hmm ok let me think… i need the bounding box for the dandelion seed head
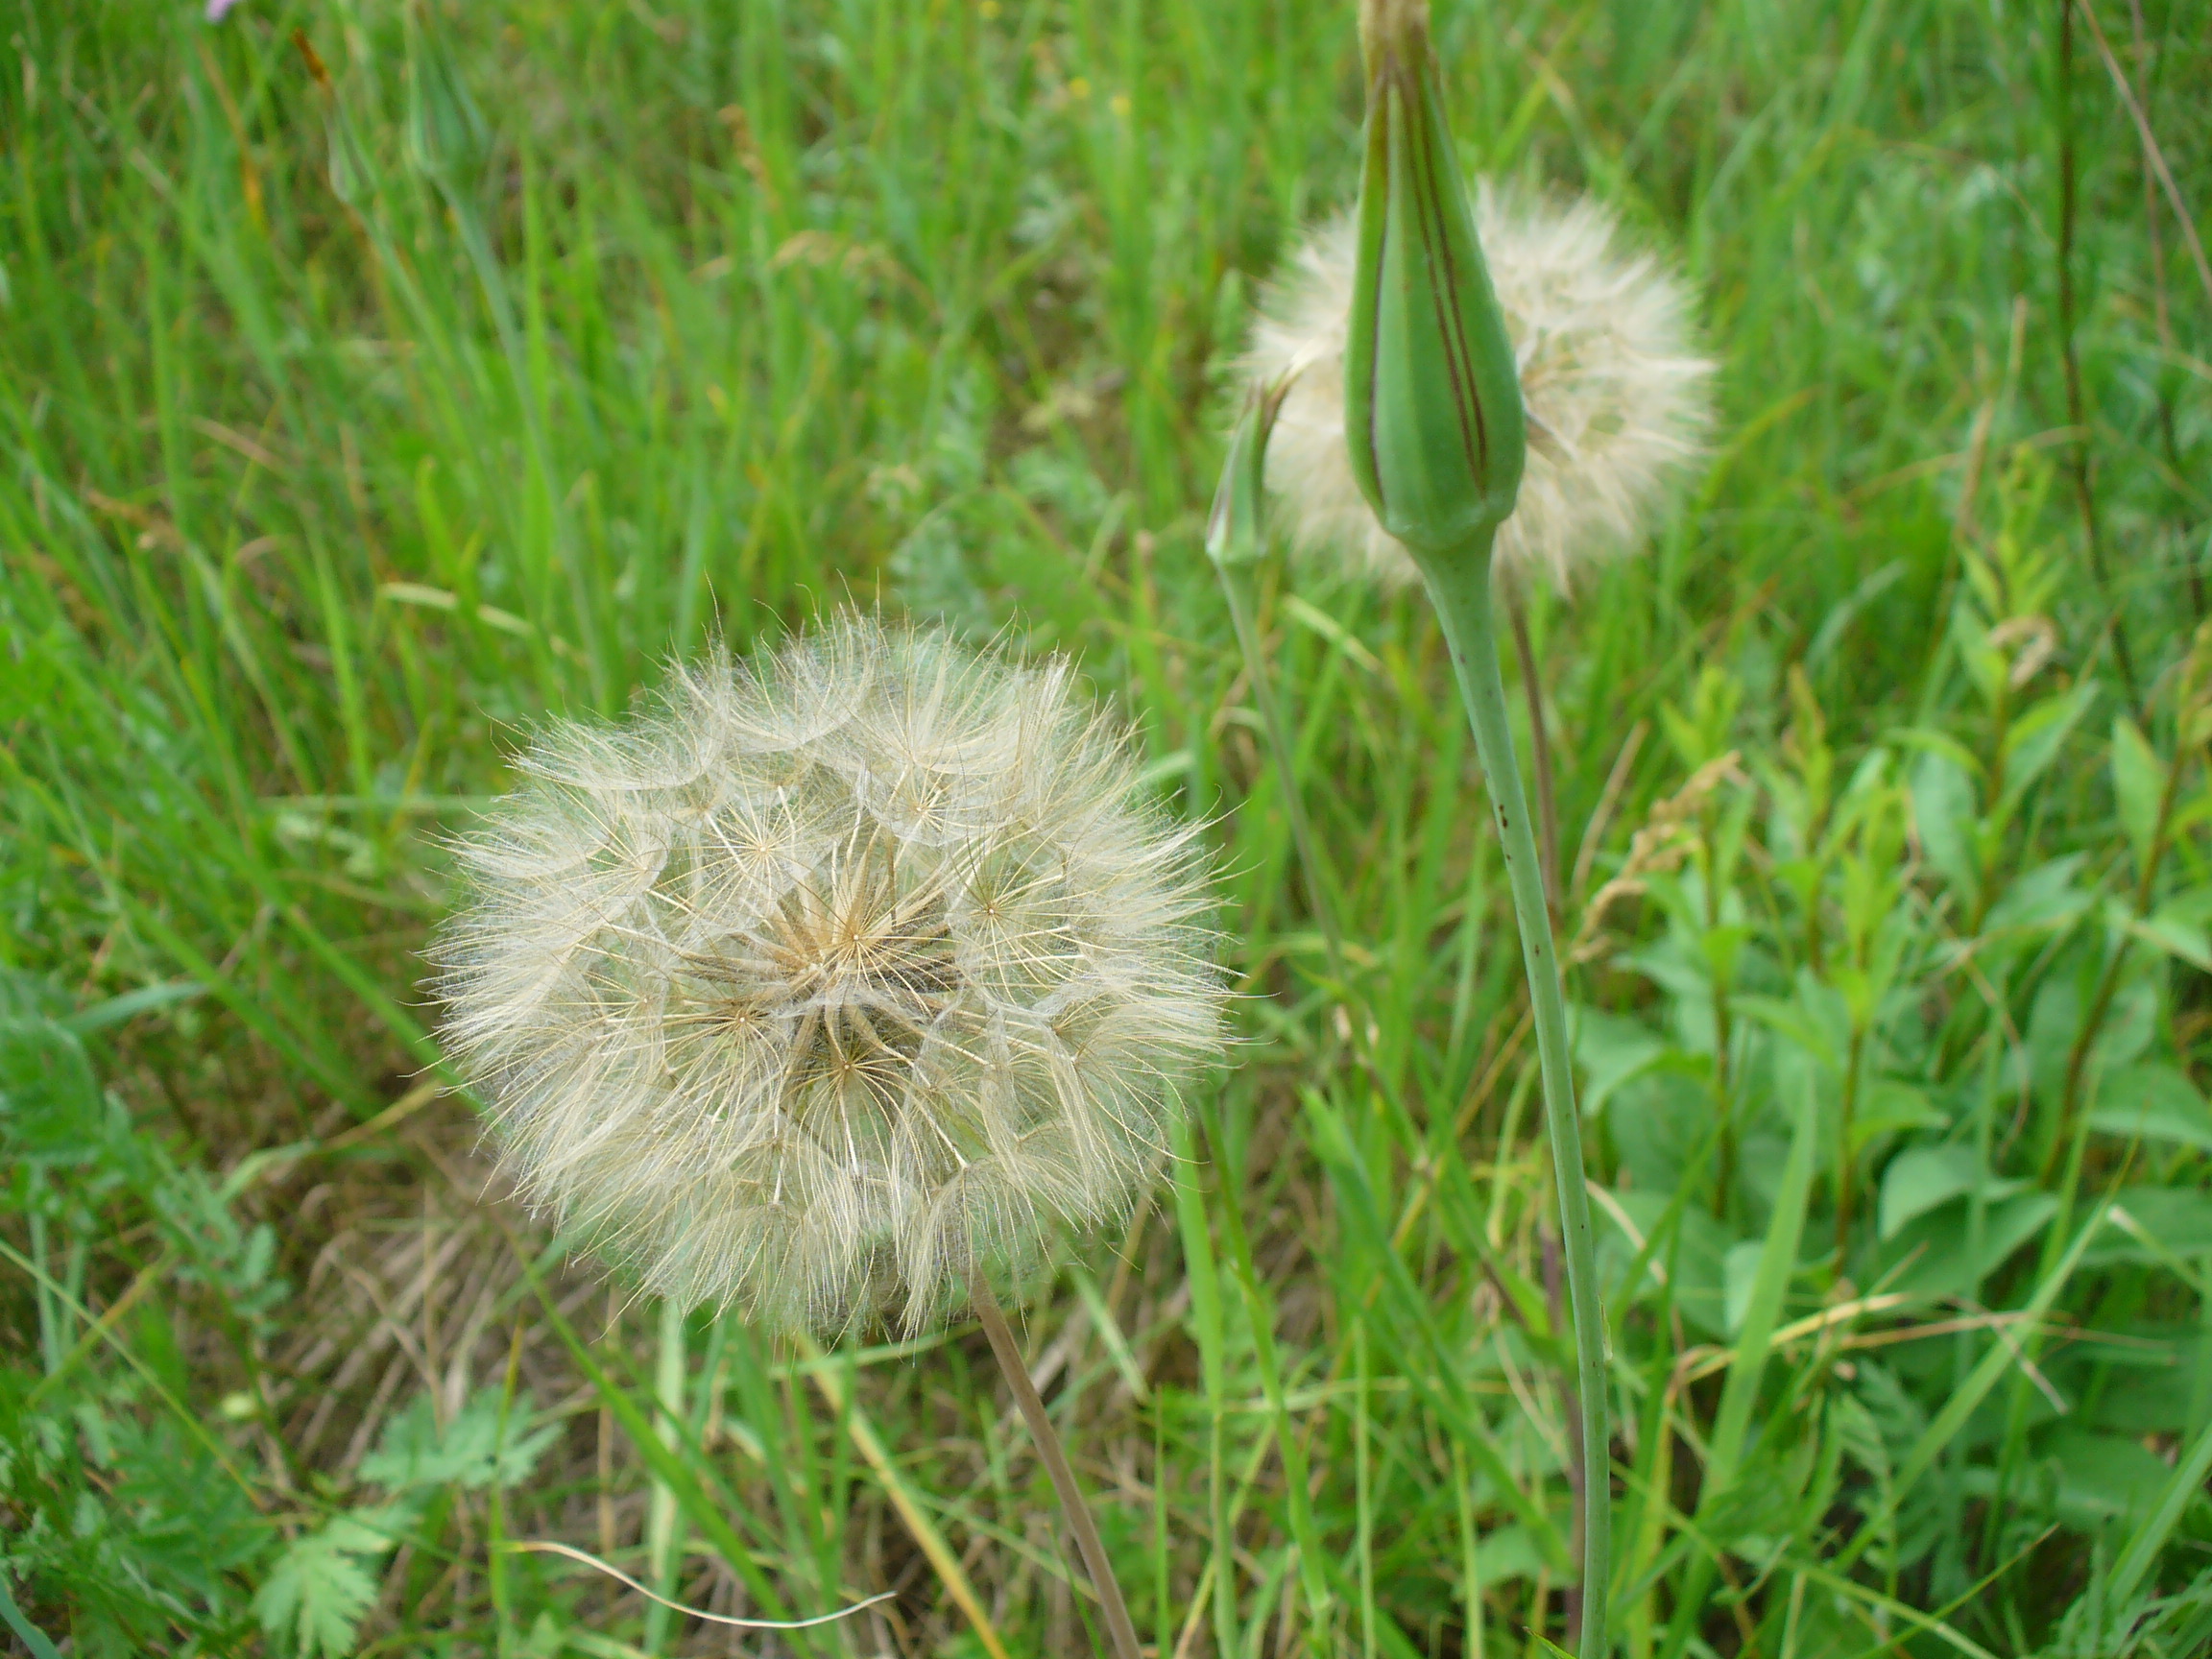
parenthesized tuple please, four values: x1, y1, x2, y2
(1244, 180, 1716, 591)
(432, 616, 1225, 1335)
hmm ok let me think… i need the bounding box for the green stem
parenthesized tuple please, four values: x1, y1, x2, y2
(643, 1297, 686, 1656)
(1505, 585, 1562, 922)
(1836, 1021, 1867, 1275)
(1217, 560, 1348, 984)
(1204, 1098, 1336, 1640)
(1417, 532, 1610, 1659)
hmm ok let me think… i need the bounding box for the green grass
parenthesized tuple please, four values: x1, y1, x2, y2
(3, 0, 2210, 1654)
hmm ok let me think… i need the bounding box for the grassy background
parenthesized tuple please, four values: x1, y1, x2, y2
(4, 0, 2210, 1653)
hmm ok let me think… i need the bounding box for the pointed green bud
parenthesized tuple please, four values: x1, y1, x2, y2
(403, 5, 490, 191)
(293, 32, 379, 211)
(1344, 0, 1525, 563)
(1206, 380, 1290, 573)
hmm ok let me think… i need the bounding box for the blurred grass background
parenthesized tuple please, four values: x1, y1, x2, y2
(3, 0, 2210, 1653)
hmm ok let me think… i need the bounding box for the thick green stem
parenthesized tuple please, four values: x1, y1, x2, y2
(1417, 533, 1610, 1659)
(643, 1297, 686, 1655)
(1217, 560, 1348, 984)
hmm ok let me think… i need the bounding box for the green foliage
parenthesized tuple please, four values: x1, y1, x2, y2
(252, 1510, 400, 1659)
(356, 1386, 562, 1496)
(2, 0, 2208, 1652)
(0, 994, 272, 1654)
(257, 1389, 557, 1658)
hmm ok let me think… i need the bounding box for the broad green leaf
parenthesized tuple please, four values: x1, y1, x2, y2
(1720, 1238, 1764, 1337)
(1732, 994, 1839, 1069)
(1883, 724, 1984, 778)
(2111, 715, 2163, 878)
(1999, 680, 2099, 808)
(2130, 905, 2212, 973)
(1978, 854, 2091, 937)
(358, 1386, 559, 1494)
(0, 1017, 113, 1168)
(1851, 1080, 1944, 1151)
(2090, 1186, 2212, 1266)
(1611, 1069, 1721, 1200)
(2025, 975, 2082, 1110)
(1881, 1191, 2056, 1301)
(1463, 1525, 1544, 1588)
(1908, 750, 1979, 898)
(1877, 1143, 2017, 1240)
(1604, 1187, 1732, 1337)
(1571, 1005, 1669, 1117)
(2086, 1064, 2212, 1152)
(2025, 1427, 2176, 1527)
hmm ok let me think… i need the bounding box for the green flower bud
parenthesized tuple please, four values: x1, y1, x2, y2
(404, 6, 490, 191)
(293, 32, 379, 212)
(1205, 381, 1289, 574)
(1344, 0, 1525, 563)
(324, 95, 380, 212)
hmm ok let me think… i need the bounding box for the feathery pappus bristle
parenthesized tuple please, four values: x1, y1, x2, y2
(1243, 180, 1716, 591)
(430, 615, 1225, 1336)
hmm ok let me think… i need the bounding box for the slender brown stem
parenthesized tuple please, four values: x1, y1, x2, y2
(2056, 0, 2141, 709)
(2044, 720, 2192, 1182)
(971, 1275, 1142, 1659)
(1507, 587, 1562, 925)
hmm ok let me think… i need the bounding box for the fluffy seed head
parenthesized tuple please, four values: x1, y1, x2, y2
(430, 616, 1225, 1336)
(1244, 181, 1716, 592)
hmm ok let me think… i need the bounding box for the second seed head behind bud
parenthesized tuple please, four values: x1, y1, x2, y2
(1247, 182, 1714, 592)
(432, 616, 1225, 1336)
(1255, 0, 1714, 592)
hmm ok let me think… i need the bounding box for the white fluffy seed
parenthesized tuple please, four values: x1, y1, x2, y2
(431, 615, 1225, 1336)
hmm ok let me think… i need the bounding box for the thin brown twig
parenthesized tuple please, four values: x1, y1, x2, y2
(2055, 0, 2141, 709)
(971, 1275, 1143, 1659)
(1569, 720, 1647, 910)
(2074, 0, 2212, 308)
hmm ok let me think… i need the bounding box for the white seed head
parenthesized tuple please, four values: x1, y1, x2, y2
(430, 615, 1225, 1336)
(1244, 180, 1716, 591)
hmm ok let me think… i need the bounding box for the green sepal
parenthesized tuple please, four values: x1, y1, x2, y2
(403, 5, 491, 190)
(1344, 28, 1525, 564)
(1206, 380, 1290, 573)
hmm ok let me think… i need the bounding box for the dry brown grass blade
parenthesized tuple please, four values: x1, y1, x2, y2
(798, 1334, 1016, 1659)
(505, 1540, 896, 1628)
